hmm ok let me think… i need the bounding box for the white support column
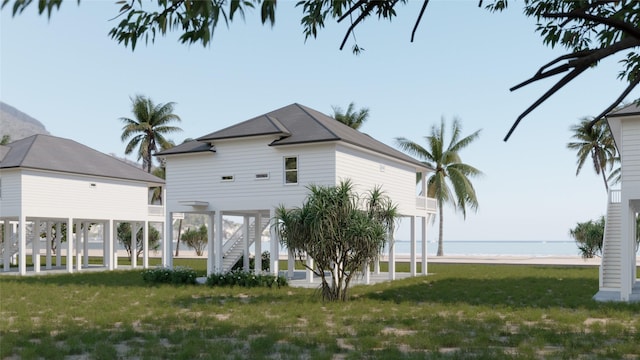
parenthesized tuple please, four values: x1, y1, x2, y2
(214, 211, 223, 274)
(130, 222, 137, 268)
(621, 204, 634, 301)
(207, 213, 214, 276)
(106, 220, 114, 270)
(112, 222, 118, 270)
(33, 219, 41, 273)
(66, 218, 73, 273)
(143, 221, 149, 269)
(410, 216, 417, 276)
(269, 209, 279, 276)
(421, 215, 428, 275)
(18, 215, 26, 275)
(287, 248, 294, 279)
(83, 222, 89, 268)
(75, 221, 82, 271)
(3, 219, 10, 272)
(55, 222, 61, 267)
(306, 255, 314, 283)
(45, 221, 52, 269)
(242, 216, 250, 272)
(254, 214, 262, 274)
(364, 261, 370, 284)
(374, 256, 380, 274)
(163, 212, 174, 268)
(388, 231, 395, 281)
(101, 222, 107, 266)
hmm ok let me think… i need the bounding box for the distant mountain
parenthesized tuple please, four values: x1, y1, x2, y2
(0, 101, 50, 142)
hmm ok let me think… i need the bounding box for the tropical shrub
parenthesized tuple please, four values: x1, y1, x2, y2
(180, 225, 208, 256)
(569, 217, 605, 258)
(206, 270, 287, 288)
(117, 223, 161, 258)
(141, 266, 197, 285)
(231, 251, 270, 272)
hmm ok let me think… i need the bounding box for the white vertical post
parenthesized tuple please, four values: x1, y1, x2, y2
(55, 222, 61, 267)
(269, 209, 279, 276)
(422, 215, 428, 275)
(130, 222, 137, 268)
(215, 211, 223, 274)
(106, 220, 114, 270)
(364, 261, 370, 284)
(113, 222, 118, 270)
(45, 221, 52, 269)
(143, 221, 149, 269)
(254, 214, 262, 274)
(242, 216, 250, 272)
(410, 216, 416, 276)
(33, 219, 41, 273)
(374, 256, 380, 274)
(287, 248, 294, 279)
(163, 213, 173, 268)
(388, 231, 395, 281)
(66, 218, 73, 273)
(207, 213, 214, 275)
(3, 219, 10, 272)
(306, 255, 314, 283)
(75, 221, 82, 271)
(18, 215, 26, 275)
(83, 222, 89, 268)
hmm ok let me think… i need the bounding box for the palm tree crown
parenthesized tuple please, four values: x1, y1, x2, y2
(332, 102, 369, 130)
(395, 117, 483, 256)
(567, 117, 617, 192)
(120, 95, 182, 173)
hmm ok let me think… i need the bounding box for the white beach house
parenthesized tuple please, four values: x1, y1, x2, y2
(0, 134, 165, 275)
(157, 103, 437, 281)
(595, 103, 640, 301)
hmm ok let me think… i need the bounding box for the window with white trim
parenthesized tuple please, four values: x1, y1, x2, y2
(284, 156, 298, 184)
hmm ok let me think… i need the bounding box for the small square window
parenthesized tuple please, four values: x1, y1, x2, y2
(255, 173, 270, 180)
(284, 156, 298, 184)
(221, 175, 234, 182)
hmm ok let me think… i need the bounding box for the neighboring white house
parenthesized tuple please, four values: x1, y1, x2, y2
(595, 103, 640, 301)
(0, 134, 165, 275)
(157, 103, 437, 281)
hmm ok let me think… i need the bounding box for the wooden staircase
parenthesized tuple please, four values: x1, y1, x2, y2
(221, 217, 270, 273)
(600, 190, 622, 290)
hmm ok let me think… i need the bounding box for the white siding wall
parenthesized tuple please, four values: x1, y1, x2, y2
(335, 144, 419, 216)
(0, 169, 22, 218)
(165, 137, 336, 212)
(19, 169, 150, 220)
(621, 119, 640, 199)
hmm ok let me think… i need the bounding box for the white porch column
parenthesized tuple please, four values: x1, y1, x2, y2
(306, 255, 314, 283)
(254, 214, 262, 274)
(18, 215, 26, 275)
(75, 221, 82, 271)
(206, 212, 214, 276)
(112, 222, 119, 270)
(214, 211, 223, 274)
(66, 218, 73, 273)
(131, 222, 137, 268)
(364, 261, 370, 284)
(621, 202, 633, 301)
(83, 222, 89, 268)
(106, 220, 114, 270)
(242, 216, 250, 272)
(55, 222, 61, 267)
(163, 212, 173, 268)
(3, 219, 10, 272)
(143, 221, 149, 269)
(388, 231, 395, 281)
(374, 256, 380, 274)
(287, 248, 294, 279)
(33, 219, 41, 273)
(422, 215, 428, 275)
(45, 222, 52, 269)
(269, 209, 279, 276)
(410, 216, 417, 276)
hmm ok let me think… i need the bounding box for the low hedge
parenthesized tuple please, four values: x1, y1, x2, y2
(206, 270, 288, 288)
(141, 266, 198, 285)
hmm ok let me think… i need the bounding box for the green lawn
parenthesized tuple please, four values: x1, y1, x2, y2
(1, 263, 639, 359)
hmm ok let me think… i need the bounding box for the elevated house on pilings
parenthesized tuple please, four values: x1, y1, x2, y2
(0, 134, 165, 275)
(156, 103, 437, 283)
(595, 103, 640, 301)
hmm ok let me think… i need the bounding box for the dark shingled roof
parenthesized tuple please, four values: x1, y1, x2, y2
(156, 140, 214, 156)
(607, 102, 640, 118)
(0, 134, 164, 184)
(160, 103, 430, 170)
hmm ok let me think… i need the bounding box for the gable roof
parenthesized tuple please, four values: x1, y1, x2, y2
(160, 103, 430, 170)
(607, 102, 640, 118)
(0, 134, 164, 184)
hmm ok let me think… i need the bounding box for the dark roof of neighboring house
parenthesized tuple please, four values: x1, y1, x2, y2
(0, 134, 164, 184)
(607, 102, 640, 118)
(158, 103, 430, 170)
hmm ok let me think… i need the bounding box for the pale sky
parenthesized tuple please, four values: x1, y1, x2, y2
(2, 1, 637, 242)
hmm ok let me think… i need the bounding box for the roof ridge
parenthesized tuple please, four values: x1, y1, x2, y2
(16, 134, 39, 167)
(265, 114, 291, 135)
(294, 103, 341, 140)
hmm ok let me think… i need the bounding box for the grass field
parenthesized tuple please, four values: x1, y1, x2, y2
(1, 262, 639, 359)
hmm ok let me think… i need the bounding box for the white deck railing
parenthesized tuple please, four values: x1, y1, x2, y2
(609, 189, 621, 204)
(416, 196, 437, 213)
(148, 205, 164, 216)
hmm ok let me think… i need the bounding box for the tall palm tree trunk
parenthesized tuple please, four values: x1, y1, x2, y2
(437, 201, 444, 256)
(174, 219, 182, 257)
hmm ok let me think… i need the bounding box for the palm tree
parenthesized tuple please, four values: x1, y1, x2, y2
(120, 95, 182, 173)
(395, 117, 483, 256)
(567, 117, 617, 193)
(332, 102, 369, 130)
